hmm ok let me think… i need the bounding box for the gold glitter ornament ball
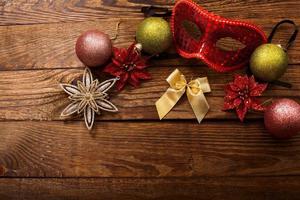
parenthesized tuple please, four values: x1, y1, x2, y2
(250, 44, 288, 82)
(136, 17, 172, 54)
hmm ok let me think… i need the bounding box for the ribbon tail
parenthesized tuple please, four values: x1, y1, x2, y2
(187, 90, 210, 123)
(155, 88, 185, 120)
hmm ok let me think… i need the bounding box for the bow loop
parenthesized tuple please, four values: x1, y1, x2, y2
(167, 69, 187, 89)
(175, 76, 187, 90)
(155, 69, 211, 123)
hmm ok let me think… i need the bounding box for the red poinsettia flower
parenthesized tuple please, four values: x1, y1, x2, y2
(223, 74, 268, 122)
(103, 43, 151, 91)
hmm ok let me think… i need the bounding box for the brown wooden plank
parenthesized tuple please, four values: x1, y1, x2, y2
(0, 66, 299, 121)
(1, 176, 300, 200)
(0, 19, 132, 70)
(1, 0, 299, 25)
(0, 0, 299, 199)
(1, 121, 300, 177)
(1, 18, 300, 70)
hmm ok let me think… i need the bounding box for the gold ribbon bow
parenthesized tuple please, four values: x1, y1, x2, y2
(155, 69, 211, 123)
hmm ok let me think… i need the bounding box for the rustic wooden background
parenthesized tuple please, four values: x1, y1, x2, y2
(0, 0, 300, 199)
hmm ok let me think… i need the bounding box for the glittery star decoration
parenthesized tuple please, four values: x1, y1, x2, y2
(60, 68, 118, 130)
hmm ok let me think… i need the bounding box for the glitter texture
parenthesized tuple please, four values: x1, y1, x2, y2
(264, 98, 300, 139)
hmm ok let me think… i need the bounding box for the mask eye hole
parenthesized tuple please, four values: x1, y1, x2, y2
(216, 37, 246, 51)
(182, 20, 202, 40)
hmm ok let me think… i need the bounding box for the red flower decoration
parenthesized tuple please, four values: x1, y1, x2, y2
(103, 43, 151, 91)
(223, 74, 268, 122)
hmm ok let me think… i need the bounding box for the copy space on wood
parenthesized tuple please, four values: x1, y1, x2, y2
(1, 121, 300, 177)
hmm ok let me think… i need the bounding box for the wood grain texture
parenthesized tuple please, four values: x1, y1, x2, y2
(1, 121, 300, 177)
(1, 0, 300, 198)
(0, 66, 299, 121)
(0, 18, 300, 70)
(1, 177, 300, 200)
(1, 0, 300, 25)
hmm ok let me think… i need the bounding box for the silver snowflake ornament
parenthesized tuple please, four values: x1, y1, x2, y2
(60, 68, 118, 130)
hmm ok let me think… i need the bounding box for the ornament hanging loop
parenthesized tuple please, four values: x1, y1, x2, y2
(141, 6, 172, 17)
(268, 19, 298, 51)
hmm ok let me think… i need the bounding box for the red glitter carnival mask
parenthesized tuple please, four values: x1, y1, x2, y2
(170, 0, 267, 72)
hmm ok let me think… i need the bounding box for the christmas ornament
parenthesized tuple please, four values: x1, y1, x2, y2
(264, 98, 300, 139)
(136, 17, 172, 54)
(250, 20, 298, 83)
(60, 68, 118, 130)
(223, 75, 267, 122)
(250, 44, 288, 82)
(76, 30, 112, 67)
(103, 43, 151, 91)
(171, 0, 267, 72)
(156, 69, 211, 123)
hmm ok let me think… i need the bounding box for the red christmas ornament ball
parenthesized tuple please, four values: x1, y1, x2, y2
(75, 30, 112, 67)
(264, 98, 300, 139)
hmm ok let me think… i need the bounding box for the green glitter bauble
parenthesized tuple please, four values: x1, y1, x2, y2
(136, 17, 172, 54)
(250, 44, 288, 82)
